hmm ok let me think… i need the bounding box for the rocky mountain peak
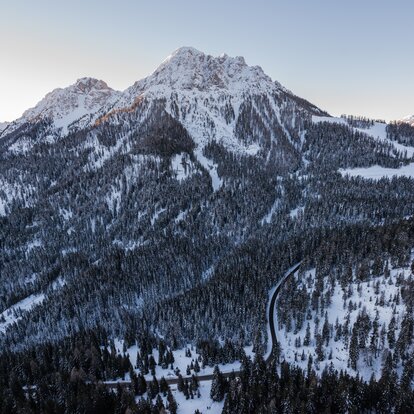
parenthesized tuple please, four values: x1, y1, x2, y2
(74, 77, 112, 93)
(11, 77, 121, 134)
(124, 47, 278, 97)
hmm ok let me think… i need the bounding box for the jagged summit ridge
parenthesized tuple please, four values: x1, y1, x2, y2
(108, 47, 307, 155)
(5, 47, 286, 137)
(22, 77, 121, 132)
(2, 47, 324, 156)
(122, 46, 282, 101)
(7, 77, 121, 135)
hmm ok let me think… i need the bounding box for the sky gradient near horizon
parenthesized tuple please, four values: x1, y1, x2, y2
(1, 0, 413, 122)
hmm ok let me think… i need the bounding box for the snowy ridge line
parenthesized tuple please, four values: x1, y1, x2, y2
(264, 262, 302, 362)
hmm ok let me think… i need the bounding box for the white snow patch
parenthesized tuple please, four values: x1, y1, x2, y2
(261, 198, 280, 225)
(61, 247, 77, 256)
(0, 121, 10, 133)
(194, 147, 222, 191)
(8, 138, 34, 154)
(173, 380, 224, 414)
(113, 239, 148, 251)
(174, 209, 188, 223)
(313, 116, 414, 158)
(340, 163, 414, 180)
(312, 115, 347, 127)
(0, 177, 36, 216)
(151, 207, 167, 226)
(0, 293, 45, 333)
(289, 206, 304, 219)
(245, 143, 261, 155)
(107, 341, 255, 385)
(59, 208, 73, 221)
(26, 239, 42, 254)
(201, 265, 215, 281)
(171, 153, 196, 181)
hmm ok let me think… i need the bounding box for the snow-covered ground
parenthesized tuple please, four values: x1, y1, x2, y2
(0, 177, 36, 216)
(313, 115, 414, 180)
(194, 147, 223, 191)
(313, 115, 414, 157)
(0, 293, 45, 333)
(276, 263, 412, 380)
(171, 379, 224, 414)
(340, 163, 414, 180)
(134, 379, 224, 414)
(261, 198, 280, 225)
(108, 340, 254, 384)
(0, 121, 9, 133)
(400, 114, 414, 126)
(170, 152, 197, 182)
(105, 340, 255, 412)
(289, 206, 304, 220)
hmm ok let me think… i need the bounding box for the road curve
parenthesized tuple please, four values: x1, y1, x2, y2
(266, 262, 301, 363)
(104, 262, 301, 390)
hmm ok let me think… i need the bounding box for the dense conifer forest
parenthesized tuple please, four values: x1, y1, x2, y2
(2, 48, 414, 412)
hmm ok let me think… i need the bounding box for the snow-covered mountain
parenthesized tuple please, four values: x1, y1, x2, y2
(0, 121, 9, 133)
(2, 47, 414, 403)
(118, 46, 286, 105)
(6, 77, 121, 136)
(2, 44, 414, 414)
(401, 114, 414, 125)
(3, 47, 325, 156)
(104, 47, 325, 154)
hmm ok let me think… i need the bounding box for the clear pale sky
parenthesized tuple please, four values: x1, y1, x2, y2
(1, 0, 413, 122)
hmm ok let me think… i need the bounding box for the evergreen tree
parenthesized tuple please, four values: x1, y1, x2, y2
(210, 366, 226, 402)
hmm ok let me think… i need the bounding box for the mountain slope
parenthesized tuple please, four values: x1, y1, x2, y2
(3, 77, 121, 138)
(401, 115, 414, 126)
(1, 47, 414, 375)
(0, 122, 9, 133)
(107, 47, 326, 159)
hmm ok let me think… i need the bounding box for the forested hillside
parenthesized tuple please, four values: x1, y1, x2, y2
(1, 47, 414, 412)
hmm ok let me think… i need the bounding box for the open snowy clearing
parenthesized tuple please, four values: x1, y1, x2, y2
(0, 293, 45, 333)
(340, 163, 414, 180)
(313, 115, 414, 158)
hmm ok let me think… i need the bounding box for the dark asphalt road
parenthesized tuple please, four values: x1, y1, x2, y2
(266, 262, 302, 363)
(104, 262, 301, 390)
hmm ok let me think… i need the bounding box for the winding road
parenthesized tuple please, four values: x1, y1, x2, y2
(104, 262, 301, 389)
(266, 262, 302, 363)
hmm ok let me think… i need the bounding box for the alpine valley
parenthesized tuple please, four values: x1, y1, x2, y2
(2, 47, 414, 413)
